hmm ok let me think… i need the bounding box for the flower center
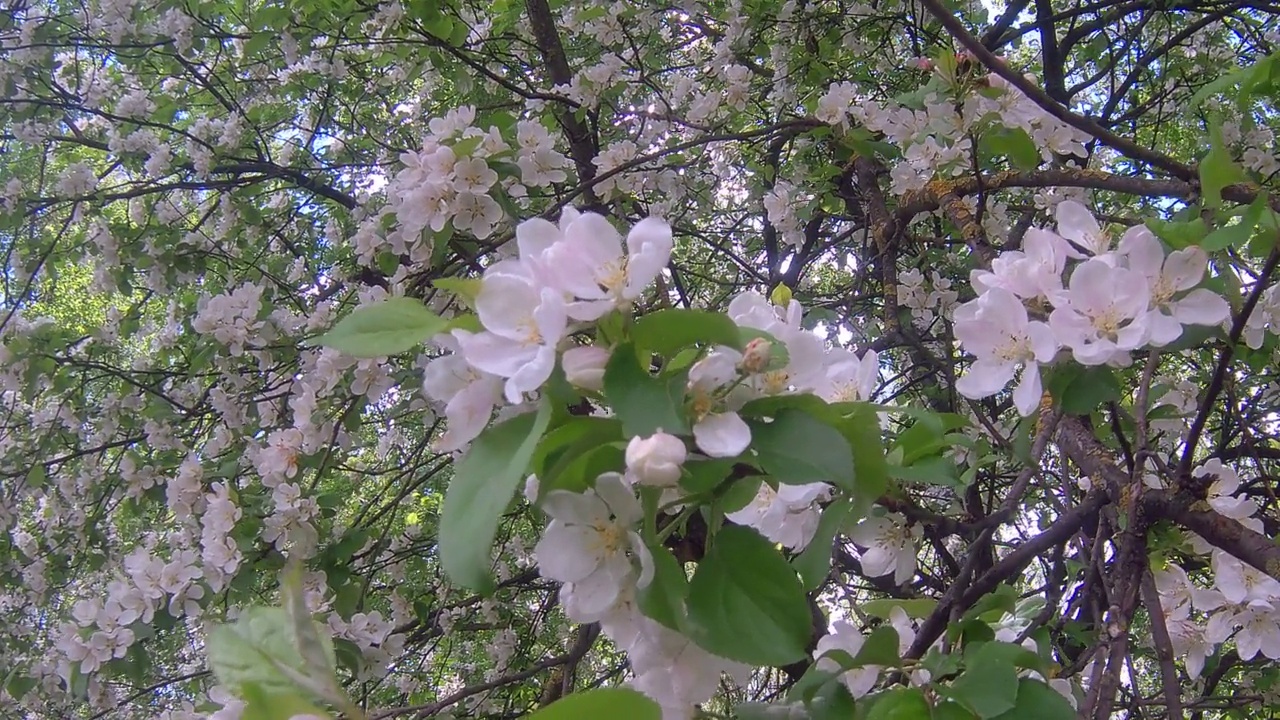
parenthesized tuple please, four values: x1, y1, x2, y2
(598, 258, 628, 296)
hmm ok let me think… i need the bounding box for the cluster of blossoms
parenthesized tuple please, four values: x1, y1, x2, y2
(413, 209, 910, 715)
(360, 106, 574, 266)
(816, 71, 1091, 193)
(953, 200, 1231, 415)
(1133, 460, 1280, 672)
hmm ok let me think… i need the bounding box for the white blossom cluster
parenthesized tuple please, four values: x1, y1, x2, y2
(953, 201, 1231, 415)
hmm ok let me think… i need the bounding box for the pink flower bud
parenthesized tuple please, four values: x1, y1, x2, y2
(625, 432, 687, 487)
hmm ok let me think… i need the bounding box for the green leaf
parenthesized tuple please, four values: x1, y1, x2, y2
(603, 342, 690, 437)
(990, 679, 1076, 720)
(986, 127, 1040, 170)
(441, 401, 552, 592)
(637, 545, 690, 632)
(631, 308, 742, 357)
(1200, 119, 1247, 209)
(794, 499, 853, 589)
(206, 607, 336, 700)
(851, 625, 903, 667)
(432, 277, 482, 309)
(861, 598, 939, 620)
(748, 409, 855, 490)
(680, 457, 739, 494)
(239, 683, 331, 720)
(1045, 365, 1120, 414)
(524, 688, 662, 720)
(866, 687, 932, 720)
(313, 297, 449, 357)
(1147, 217, 1209, 250)
(948, 653, 1019, 718)
(686, 525, 812, 665)
(1201, 195, 1265, 251)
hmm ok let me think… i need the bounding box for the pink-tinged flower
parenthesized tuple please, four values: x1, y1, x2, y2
(422, 337, 504, 451)
(453, 261, 567, 404)
(562, 345, 611, 392)
(1120, 228, 1230, 345)
(725, 482, 831, 550)
(687, 349, 751, 458)
(1055, 200, 1113, 256)
(545, 213, 673, 321)
(970, 228, 1070, 302)
(1048, 259, 1150, 366)
(954, 287, 1058, 415)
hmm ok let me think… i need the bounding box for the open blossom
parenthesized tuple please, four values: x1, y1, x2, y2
(849, 513, 921, 585)
(545, 213, 674, 321)
(1048, 258, 1150, 366)
(422, 336, 504, 451)
(1055, 200, 1113, 256)
(813, 622, 882, 698)
(970, 227, 1069, 302)
(533, 473, 652, 621)
(687, 349, 751, 458)
(954, 287, 1058, 416)
(453, 260, 568, 403)
(1119, 229, 1230, 345)
(818, 348, 879, 403)
(725, 482, 831, 550)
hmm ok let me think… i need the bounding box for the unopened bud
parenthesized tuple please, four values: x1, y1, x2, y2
(738, 337, 773, 374)
(562, 345, 610, 392)
(625, 432, 687, 487)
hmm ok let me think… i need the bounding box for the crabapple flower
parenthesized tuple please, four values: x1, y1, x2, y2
(1055, 200, 1112, 256)
(1194, 460, 1258, 520)
(953, 287, 1058, 416)
(1048, 258, 1150, 366)
(453, 261, 568, 403)
(422, 337, 504, 451)
(970, 227, 1069, 302)
(687, 349, 751, 458)
(1120, 229, 1230, 345)
(625, 432, 688, 488)
(814, 622, 882, 698)
(849, 513, 921, 585)
(725, 482, 832, 550)
(546, 213, 674, 321)
(534, 473, 653, 621)
(818, 348, 879, 403)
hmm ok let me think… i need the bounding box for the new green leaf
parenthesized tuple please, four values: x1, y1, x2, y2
(314, 297, 450, 357)
(441, 401, 552, 592)
(687, 525, 812, 665)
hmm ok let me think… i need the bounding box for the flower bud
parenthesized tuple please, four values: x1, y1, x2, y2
(625, 432, 687, 487)
(562, 345, 610, 391)
(738, 337, 773, 375)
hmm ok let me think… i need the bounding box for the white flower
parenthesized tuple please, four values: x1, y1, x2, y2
(422, 342, 504, 451)
(453, 260, 568, 403)
(818, 348, 879, 403)
(814, 622, 881, 698)
(1055, 200, 1112, 256)
(953, 287, 1057, 416)
(534, 473, 652, 621)
(1120, 228, 1230, 345)
(625, 433, 688, 488)
(970, 227, 1069, 302)
(687, 349, 751, 458)
(725, 482, 831, 550)
(849, 513, 920, 585)
(545, 213, 673, 321)
(1048, 258, 1150, 366)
